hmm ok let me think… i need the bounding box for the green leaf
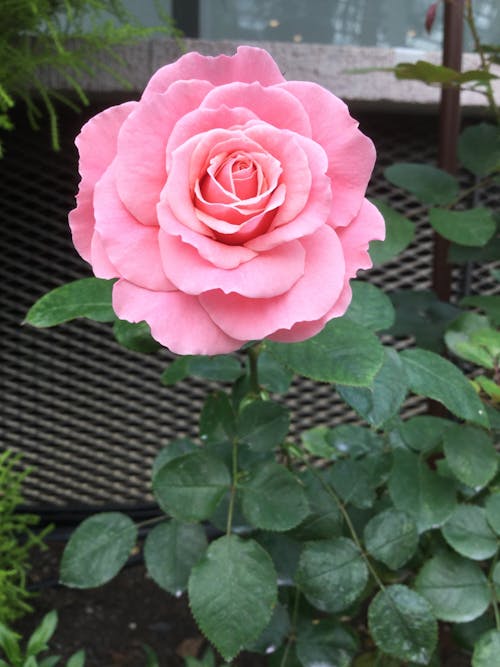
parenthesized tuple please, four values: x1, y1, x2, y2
(327, 459, 376, 509)
(326, 424, 384, 458)
(295, 538, 368, 613)
(142, 645, 159, 667)
(199, 392, 236, 444)
(188, 535, 277, 661)
(25, 278, 115, 327)
(389, 290, 461, 352)
(245, 603, 290, 654)
(415, 551, 491, 622)
(60, 512, 137, 588)
(0, 623, 22, 663)
(394, 60, 463, 84)
(450, 233, 500, 265)
(430, 207, 496, 247)
(445, 313, 495, 368)
(485, 493, 500, 535)
(144, 521, 208, 595)
(384, 163, 459, 205)
(161, 355, 243, 385)
(472, 630, 500, 667)
(388, 449, 456, 532)
(254, 532, 301, 584)
(363, 509, 418, 570)
(459, 123, 500, 176)
(112, 320, 160, 353)
(453, 613, 497, 652)
(337, 348, 408, 428)
(291, 470, 342, 540)
(369, 200, 415, 265)
(296, 618, 358, 667)
(26, 610, 58, 656)
(39, 658, 61, 667)
(301, 426, 335, 459)
(238, 400, 290, 452)
(368, 585, 438, 665)
(400, 348, 489, 427)
(266, 319, 384, 386)
(344, 282, 395, 331)
(240, 463, 309, 531)
(257, 350, 294, 394)
(400, 415, 453, 453)
(461, 295, 500, 327)
(66, 650, 85, 667)
(443, 424, 497, 489)
(153, 451, 230, 523)
(442, 505, 497, 560)
(151, 438, 198, 479)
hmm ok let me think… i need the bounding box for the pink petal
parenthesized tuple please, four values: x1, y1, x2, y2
(279, 81, 376, 227)
(157, 206, 258, 269)
(200, 82, 312, 136)
(90, 232, 118, 279)
(336, 199, 385, 279)
(245, 133, 331, 251)
(142, 46, 285, 102)
(165, 107, 257, 171)
(268, 282, 353, 343)
(76, 101, 137, 186)
(200, 226, 345, 340)
(94, 164, 174, 291)
(70, 101, 137, 260)
(163, 124, 262, 236)
(112, 280, 242, 355)
(115, 80, 213, 226)
(159, 231, 305, 298)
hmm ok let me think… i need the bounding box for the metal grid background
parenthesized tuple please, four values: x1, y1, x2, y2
(1, 103, 498, 509)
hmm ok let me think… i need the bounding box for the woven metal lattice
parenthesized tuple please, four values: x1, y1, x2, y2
(0, 104, 497, 509)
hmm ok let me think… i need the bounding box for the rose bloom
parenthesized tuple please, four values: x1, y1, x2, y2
(69, 47, 384, 355)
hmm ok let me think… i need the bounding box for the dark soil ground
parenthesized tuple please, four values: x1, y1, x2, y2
(16, 542, 265, 667)
(15, 542, 472, 667)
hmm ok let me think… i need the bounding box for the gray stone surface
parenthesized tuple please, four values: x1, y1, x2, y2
(41, 37, 499, 111)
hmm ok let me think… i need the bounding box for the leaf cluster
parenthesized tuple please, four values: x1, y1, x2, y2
(0, 452, 50, 626)
(0, 610, 84, 666)
(0, 0, 179, 156)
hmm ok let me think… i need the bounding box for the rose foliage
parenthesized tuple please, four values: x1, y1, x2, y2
(68, 46, 384, 354)
(24, 25, 500, 667)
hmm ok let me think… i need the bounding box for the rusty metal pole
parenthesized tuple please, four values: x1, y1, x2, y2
(433, 0, 465, 301)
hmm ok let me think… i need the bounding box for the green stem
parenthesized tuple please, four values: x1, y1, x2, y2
(247, 344, 261, 395)
(280, 588, 301, 667)
(226, 437, 239, 535)
(489, 551, 500, 630)
(464, 0, 499, 121)
(303, 459, 386, 592)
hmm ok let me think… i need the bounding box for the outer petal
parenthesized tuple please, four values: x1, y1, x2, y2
(268, 281, 353, 343)
(142, 46, 285, 102)
(279, 81, 375, 227)
(89, 232, 118, 279)
(69, 101, 137, 260)
(159, 231, 305, 298)
(112, 280, 242, 355)
(115, 80, 213, 226)
(200, 82, 312, 136)
(199, 226, 345, 340)
(336, 199, 385, 279)
(94, 164, 174, 291)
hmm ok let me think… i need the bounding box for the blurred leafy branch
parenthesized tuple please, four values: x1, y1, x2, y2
(0, 0, 180, 156)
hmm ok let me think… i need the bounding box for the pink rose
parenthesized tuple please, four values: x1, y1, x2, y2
(69, 46, 384, 355)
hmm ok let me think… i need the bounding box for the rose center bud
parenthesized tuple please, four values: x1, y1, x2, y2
(216, 153, 260, 201)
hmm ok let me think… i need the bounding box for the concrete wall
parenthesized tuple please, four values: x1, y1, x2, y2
(41, 38, 500, 113)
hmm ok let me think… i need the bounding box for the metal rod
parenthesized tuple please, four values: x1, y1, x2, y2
(433, 0, 465, 301)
